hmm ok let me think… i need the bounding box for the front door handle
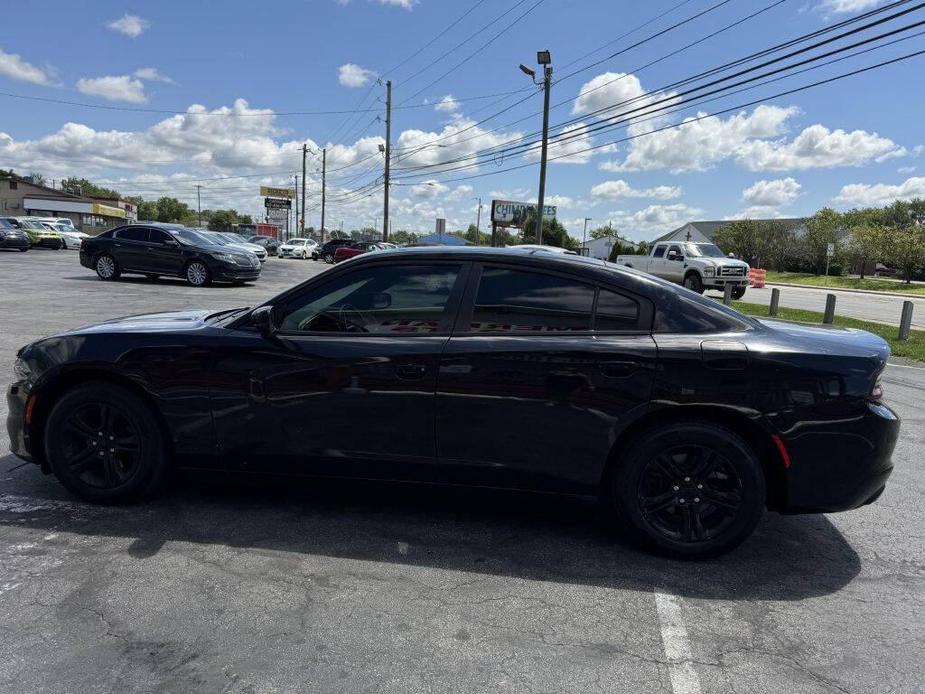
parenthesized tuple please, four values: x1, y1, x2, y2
(599, 360, 640, 378)
(396, 363, 427, 380)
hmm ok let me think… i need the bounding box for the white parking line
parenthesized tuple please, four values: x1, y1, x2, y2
(654, 590, 702, 694)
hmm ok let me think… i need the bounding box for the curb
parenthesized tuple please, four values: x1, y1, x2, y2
(764, 281, 925, 300)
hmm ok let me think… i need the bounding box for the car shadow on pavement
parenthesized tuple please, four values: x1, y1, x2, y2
(0, 462, 861, 602)
(62, 275, 254, 287)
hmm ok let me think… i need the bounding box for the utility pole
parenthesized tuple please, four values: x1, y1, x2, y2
(383, 79, 392, 242)
(520, 51, 553, 246)
(320, 148, 327, 244)
(196, 184, 202, 227)
(582, 217, 591, 254)
(294, 174, 299, 238)
(301, 144, 307, 235)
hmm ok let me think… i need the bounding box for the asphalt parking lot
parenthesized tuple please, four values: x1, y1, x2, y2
(1, 248, 924, 694)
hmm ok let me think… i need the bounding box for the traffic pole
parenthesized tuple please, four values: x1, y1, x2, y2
(383, 80, 392, 242)
(301, 144, 307, 236)
(535, 65, 552, 247)
(320, 148, 327, 244)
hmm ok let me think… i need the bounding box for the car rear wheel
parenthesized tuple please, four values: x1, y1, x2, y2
(44, 383, 167, 504)
(683, 273, 703, 294)
(95, 254, 120, 281)
(185, 260, 211, 287)
(612, 421, 765, 558)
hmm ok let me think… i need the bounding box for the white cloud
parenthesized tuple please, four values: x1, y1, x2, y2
(819, 0, 884, 13)
(591, 180, 681, 201)
(524, 122, 594, 165)
(410, 180, 449, 198)
(435, 95, 459, 113)
(572, 72, 652, 117)
(0, 47, 54, 86)
(600, 105, 906, 173)
(379, 0, 416, 8)
(898, 166, 916, 174)
(76, 75, 147, 104)
(338, 63, 375, 87)
(546, 194, 573, 208)
(835, 176, 925, 207)
(106, 14, 150, 38)
(133, 67, 174, 84)
(605, 203, 703, 240)
(394, 117, 522, 173)
(741, 177, 802, 207)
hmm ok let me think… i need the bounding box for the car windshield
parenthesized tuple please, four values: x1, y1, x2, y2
(164, 227, 216, 246)
(18, 220, 46, 230)
(226, 234, 250, 243)
(0, 219, 13, 229)
(684, 243, 726, 258)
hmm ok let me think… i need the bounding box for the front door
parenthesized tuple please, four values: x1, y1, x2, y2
(210, 260, 468, 480)
(146, 228, 185, 275)
(436, 263, 657, 496)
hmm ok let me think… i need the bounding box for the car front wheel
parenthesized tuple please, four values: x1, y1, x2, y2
(323, 252, 334, 263)
(95, 254, 120, 281)
(612, 421, 765, 558)
(185, 260, 211, 287)
(44, 383, 167, 504)
(683, 273, 703, 294)
(732, 286, 747, 299)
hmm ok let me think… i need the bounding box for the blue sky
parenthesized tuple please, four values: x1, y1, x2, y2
(1, 0, 924, 239)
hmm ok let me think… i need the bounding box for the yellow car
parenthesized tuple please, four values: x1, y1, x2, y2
(16, 218, 63, 249)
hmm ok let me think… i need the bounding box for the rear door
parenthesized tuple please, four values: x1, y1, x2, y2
(435, 262, 657, 495)
(112, 226, 150, 270)
(648, 244, 668, 277)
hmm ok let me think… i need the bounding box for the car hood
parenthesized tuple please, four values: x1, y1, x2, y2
(696, 258, 749, 269)
(67, 309, 216, 335)
(757, 318, 889, 362)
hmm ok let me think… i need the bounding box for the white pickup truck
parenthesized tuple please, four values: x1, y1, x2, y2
(615, 241, 750, 297)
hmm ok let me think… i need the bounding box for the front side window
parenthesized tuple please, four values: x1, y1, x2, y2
(470, 267, 595, 333)
(652, 245, 666, 258)
(279, 264, 461, 334)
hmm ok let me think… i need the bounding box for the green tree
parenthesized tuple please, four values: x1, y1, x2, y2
(60, 177, 121, 199)
(841, 210, 886, 279)
(712, 219, 765, 266)
(29, 172, 46, 186)
(590, 226, 615, 240)
(762, 220, 799, 272)
(521, 214, 579, 251)
(886, 224, 925, 283)
(803, 207, 843, 275)
(154, 197, 194, 223)
(207, 209, 251, 231)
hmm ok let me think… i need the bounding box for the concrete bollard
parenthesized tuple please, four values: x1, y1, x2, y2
(723, 283, 733, 305)
(898, 301, 914, 341)
(769, 288, 780, 317)
(823, 294, 836, 324)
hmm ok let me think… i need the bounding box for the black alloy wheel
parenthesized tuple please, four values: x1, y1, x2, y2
(323, 252, 334, 264)
(732, 286, 747, 299)
(45, 384, 167, 503)
(186, 260, 211, 287)
(613, 422, 765, 558)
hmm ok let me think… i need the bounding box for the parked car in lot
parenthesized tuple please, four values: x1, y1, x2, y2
(0, 218, 31, 251)
(7, 248, 899, 558)
(14, 217, 63, 249)
(278, 237, 318, 259)
(334, 241, 382, 262)
(315, 238, 354, 263)
(51, 223, 89, 250)
(197, 230, 267, 262)
(616, 241, 750, 297)
(247, 235, 280, 256)
(79, 223, 261, 286)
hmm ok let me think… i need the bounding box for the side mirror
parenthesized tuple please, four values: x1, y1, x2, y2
(251, 305, 277, 336)
(371, 292, 392, 310)
(667, 251, 682, 261)
(165, 239, 180, 247)
(728, 252, 735, 258)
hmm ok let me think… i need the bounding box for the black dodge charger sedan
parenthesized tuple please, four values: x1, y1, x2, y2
(79, 223, 261, 286)
(7, 248, 899, 557)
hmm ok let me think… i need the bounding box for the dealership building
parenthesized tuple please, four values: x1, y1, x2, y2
(0, 174, 136, 233)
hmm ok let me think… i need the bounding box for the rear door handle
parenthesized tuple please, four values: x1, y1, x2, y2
(396, 363, 427, 380)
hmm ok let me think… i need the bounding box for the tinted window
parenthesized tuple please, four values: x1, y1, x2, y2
(0, 219, 13, 229)
(652, 245, 666, 258)
(279, 264, 461, 334)
(470, 267, 594, 333)
(117, 227, 148, 242)
(148, 229, 174, 245)
(595, 289, 640, 331)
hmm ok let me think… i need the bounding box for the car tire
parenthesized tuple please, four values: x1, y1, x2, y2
(732, 287, 747, 300)
(44, 383, 168, 504)
(683, 273, 704, 294)
(95, 254, 121, 281)
(323, 252, 334, 264)
(185, 260, 212, 287)
(611, 421, 766, 559)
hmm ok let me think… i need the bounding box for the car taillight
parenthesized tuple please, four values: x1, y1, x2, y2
(871, 382, 883, 400)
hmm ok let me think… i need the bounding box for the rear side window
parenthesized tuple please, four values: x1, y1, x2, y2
(652, 245, 666, 258)
(595, 289, 640, 331)
(470, 267, 595, 333)
(117, 227, 148, 242)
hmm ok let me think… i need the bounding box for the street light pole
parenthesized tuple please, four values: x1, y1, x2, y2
(582, 217, 591, 254)
(474, 196, 482, 245)
(520, 51, 552, 247)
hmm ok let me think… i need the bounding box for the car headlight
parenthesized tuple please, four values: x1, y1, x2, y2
(13, 357, 32, 382)
(703, 266, 715, 277)
(212, 252, 240, 264)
